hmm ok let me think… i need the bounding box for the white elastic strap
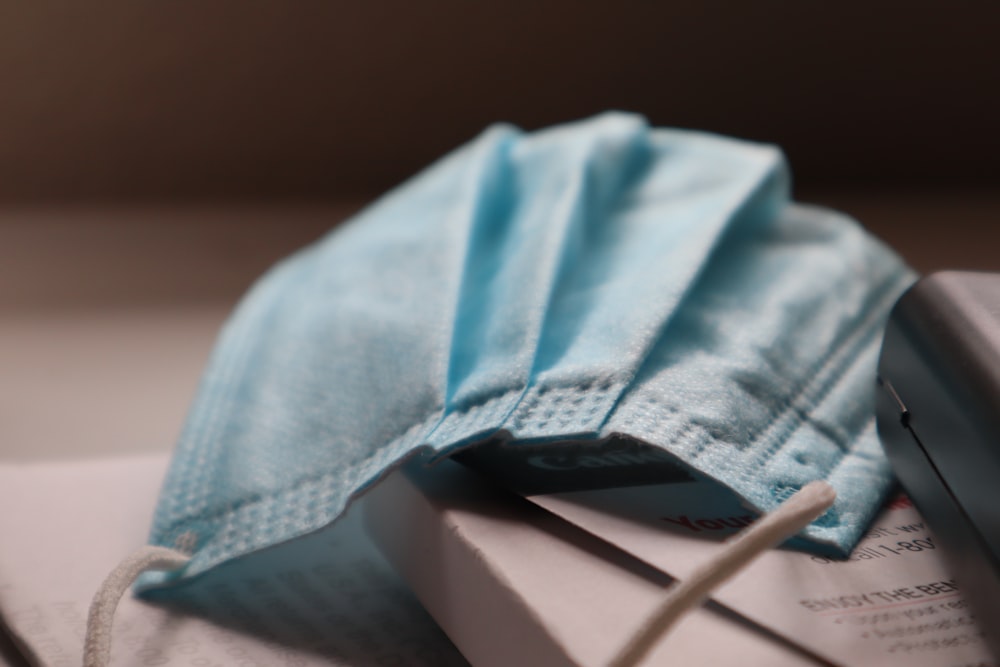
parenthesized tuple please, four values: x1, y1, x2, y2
(83, 545, 190, 667)
(608, 480, 836, 667)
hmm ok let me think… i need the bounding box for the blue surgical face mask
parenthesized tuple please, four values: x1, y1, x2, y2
(142, 112, 914, 588)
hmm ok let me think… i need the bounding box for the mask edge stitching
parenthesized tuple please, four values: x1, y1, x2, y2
(672, 267, 911, 469)
(152, 387, 526, 538)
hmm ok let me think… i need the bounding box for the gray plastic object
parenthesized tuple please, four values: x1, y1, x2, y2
(876, 271, 1000, 657)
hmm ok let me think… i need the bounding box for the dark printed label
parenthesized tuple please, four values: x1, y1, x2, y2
(452, 435, 693, 494)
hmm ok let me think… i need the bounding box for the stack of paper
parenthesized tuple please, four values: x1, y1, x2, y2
(0, 454, 994, 666)
(365, 460, 998, 666)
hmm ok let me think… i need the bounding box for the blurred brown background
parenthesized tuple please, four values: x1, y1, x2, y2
(2, 2, 999, 201)
(2, 1, 999, 311)
(0, 2, 998, 459)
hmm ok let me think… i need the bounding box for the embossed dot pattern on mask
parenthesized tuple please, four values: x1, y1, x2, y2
(141, 112, 914, 588)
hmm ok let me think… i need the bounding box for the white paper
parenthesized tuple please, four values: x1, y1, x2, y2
(530, 481, 997, 667)
(0, 456, 468, 667)
(365, 461, 830, 667)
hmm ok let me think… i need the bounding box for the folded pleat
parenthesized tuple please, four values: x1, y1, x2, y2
(504, 126, 788, 441)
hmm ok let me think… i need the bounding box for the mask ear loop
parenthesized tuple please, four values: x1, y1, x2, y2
(81, 484, 833, 667)
(608, 480, 836, 667)
(82, 545, 190, 667)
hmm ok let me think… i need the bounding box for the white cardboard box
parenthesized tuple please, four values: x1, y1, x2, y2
(363, 461, 823, 667)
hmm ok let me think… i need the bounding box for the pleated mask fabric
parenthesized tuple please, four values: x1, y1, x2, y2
(142, 112, 914, 587)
